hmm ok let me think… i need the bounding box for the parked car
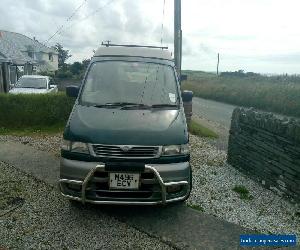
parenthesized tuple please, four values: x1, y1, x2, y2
(9, 75, 58, 94)
(59, 44, 193, 205)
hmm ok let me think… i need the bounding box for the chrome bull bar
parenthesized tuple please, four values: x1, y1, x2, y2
(59, 164, 189, 205)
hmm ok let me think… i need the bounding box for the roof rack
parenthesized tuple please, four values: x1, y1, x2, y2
(101, 41, 168, 50)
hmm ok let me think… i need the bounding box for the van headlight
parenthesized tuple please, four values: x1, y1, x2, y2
(61, 140, 90, 154)
(162, 144, 190, 156)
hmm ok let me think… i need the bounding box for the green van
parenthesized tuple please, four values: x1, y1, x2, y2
(59, 44, 192, 205)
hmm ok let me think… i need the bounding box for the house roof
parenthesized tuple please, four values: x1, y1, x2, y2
(0, 30, 57, 65)
(0, 37, 33, 65)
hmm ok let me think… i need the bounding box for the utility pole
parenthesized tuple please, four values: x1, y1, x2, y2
(174, 0, 182, 79)
(217, 53, 220, 76)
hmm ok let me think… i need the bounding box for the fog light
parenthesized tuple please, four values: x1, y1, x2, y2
(167, 185, 181, 193)
(68, 183, 81, 191)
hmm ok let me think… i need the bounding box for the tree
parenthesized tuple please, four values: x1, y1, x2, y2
(82, 59, 91, 69)
(70, 62, 83, 75)
(54, 43, 72, 68)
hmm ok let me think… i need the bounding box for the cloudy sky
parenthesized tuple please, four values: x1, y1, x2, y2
(1, 0, 300, 74)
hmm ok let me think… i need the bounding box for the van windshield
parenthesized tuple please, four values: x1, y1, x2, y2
(80, 61, 179, 107)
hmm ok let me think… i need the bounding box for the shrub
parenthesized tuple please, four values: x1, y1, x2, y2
(0, 93, 75, 129)
(56, 70, 73, 79)
(39, 71, 55, 77)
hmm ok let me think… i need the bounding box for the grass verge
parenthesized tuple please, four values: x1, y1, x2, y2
(187, 204, 205, 212)
(188, 119, 218, 138)
(0, 125, 64, 136)
(232, 185, 253, 200)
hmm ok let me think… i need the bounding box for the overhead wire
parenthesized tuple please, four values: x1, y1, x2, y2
(43, 0, 88, 45)
(56, 0, 118, 38)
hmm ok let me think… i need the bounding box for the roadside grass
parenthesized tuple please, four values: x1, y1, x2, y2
(0, 125, 64, 136)
(188, 119, 218, 138)
(232, 185, 253, 200)
(187, 204, 205, 212)
(182, 71, 300, 118)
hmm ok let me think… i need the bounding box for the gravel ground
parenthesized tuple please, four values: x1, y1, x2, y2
(188, 135, 300, 239)
(0, 133, 299, 245)
(0, 134, 61, 156)
(0, 162, 174, 250)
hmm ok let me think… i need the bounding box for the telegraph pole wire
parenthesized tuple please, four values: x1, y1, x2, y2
(43, 0, 88, 45)
(56, 0, 118, 38)
(160, 0, 166, 45)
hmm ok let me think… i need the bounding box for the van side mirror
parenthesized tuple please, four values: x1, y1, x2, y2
(182, 90, 193, 102)
(180, 74, 187, 81)
(66, 85, 79, 97)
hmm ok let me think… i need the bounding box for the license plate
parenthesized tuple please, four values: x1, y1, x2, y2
(109, 173, 140, 190)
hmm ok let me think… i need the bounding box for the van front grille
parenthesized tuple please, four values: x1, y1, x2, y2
(91, 144, 160, 159)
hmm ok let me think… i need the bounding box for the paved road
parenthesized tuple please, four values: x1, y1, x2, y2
(192, 97, 237, 130)
(192, 97, 238, 150)
(0, 141, 252, 249)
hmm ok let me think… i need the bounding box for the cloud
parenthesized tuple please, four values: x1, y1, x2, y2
(1, 0, 300, 73)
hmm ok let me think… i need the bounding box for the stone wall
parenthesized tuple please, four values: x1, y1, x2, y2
(228, 108, 300, 202)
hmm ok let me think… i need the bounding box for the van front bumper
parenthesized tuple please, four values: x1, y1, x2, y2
(59, 158, 191, 205)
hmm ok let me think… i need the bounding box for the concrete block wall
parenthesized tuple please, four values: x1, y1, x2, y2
(228, 108, 300, 202)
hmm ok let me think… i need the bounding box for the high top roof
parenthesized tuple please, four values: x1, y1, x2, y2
(94, 46, 173, 61)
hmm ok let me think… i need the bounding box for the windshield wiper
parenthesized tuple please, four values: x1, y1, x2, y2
(120, 103, 151, 110)
(151, 104, 179, 108)
(92, 102, 178, 110)
(93, 102, 149, 109)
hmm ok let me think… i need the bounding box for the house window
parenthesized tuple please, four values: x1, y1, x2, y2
(49, 53, 53, 62)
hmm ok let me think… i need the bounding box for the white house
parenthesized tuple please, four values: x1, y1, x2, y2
(0, 30, 59, 92)
(0, 30, 58, 73)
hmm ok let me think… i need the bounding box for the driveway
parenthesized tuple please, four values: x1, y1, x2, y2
(0, 141, 252, 250)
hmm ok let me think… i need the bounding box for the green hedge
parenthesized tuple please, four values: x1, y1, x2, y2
(0, 93, 75, 128)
